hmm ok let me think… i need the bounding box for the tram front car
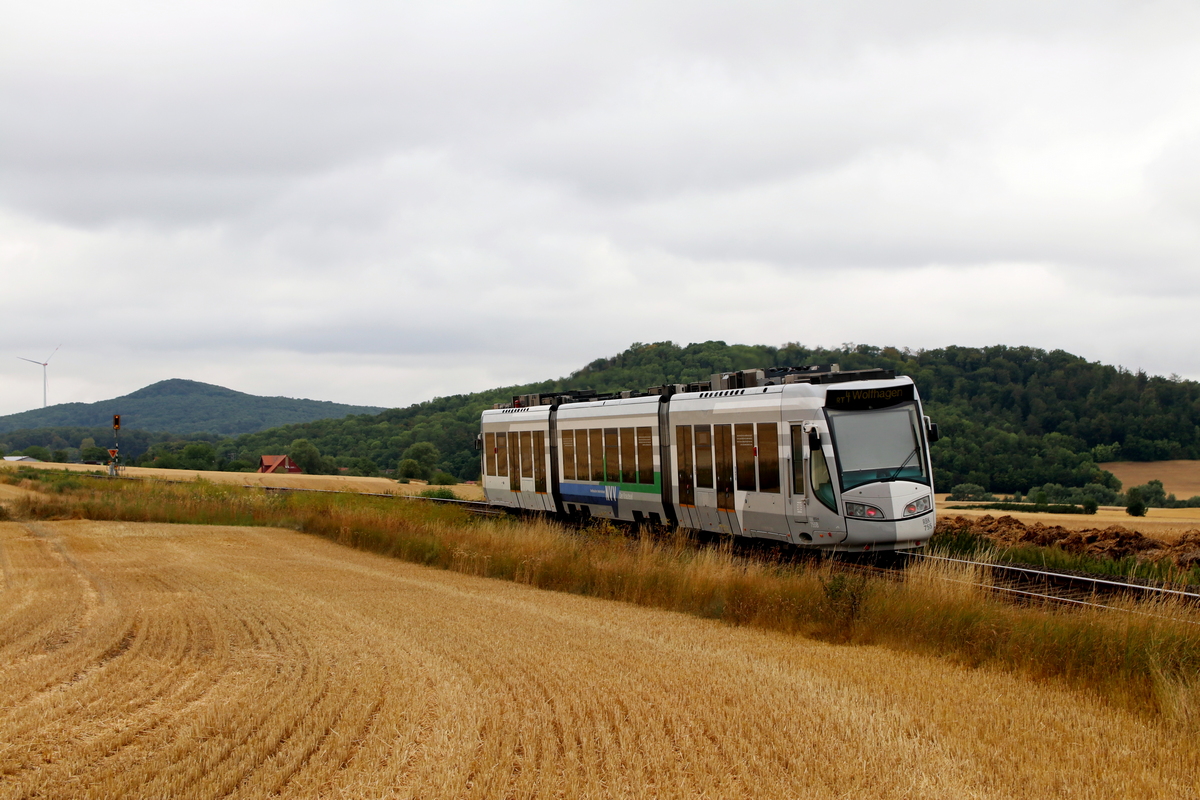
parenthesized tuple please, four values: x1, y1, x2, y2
(808, 378, 939, 551)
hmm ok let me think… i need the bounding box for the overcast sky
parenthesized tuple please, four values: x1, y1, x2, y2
(3, 1, 1199, 415)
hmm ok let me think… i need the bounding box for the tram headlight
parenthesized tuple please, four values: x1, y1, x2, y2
(903, 495, 931, 517)
(845, 501, 886, 520)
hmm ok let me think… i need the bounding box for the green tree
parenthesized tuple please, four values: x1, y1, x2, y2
(948, 483, 993, 501)
(1126, 487, 1147, 517)
(1128, 479, 1167, 507)
(288, 439, 327, 474)
(396, 458, 426, 480)
(346, 457, 380, 477)
(22, 445, 51, 461)
(401, 442, 440, 471)
(81, 446, 110, 462)
(180, 442, 217, 470)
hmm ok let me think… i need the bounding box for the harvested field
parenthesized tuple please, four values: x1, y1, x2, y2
(1102, 459, 1200, 499)
(938, 513, 1200, 567)
(937, 496, 1200, 541)
(11, 461, 484, 500)
(1, 518, 1198, 799)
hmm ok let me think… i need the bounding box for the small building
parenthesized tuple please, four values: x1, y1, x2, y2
(3, 455, 41, 462)
(257, 455, 302, 474)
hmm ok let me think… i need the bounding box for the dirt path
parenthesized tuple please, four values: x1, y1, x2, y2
(0, 519, 1195, 798)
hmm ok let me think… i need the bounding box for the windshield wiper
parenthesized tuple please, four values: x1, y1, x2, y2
(886, 447, 920, 482)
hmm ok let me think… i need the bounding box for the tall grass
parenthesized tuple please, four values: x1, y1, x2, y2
(8, 468, 1200, 722)
(930, 517, 1200, 586)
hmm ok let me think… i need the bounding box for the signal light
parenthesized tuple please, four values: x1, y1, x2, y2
(112, 414, 121, 430)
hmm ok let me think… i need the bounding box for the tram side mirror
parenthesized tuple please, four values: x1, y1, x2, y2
(927, 422, 940, 443)
(808, 430, 821, 450)
(474, 433, 483, 451)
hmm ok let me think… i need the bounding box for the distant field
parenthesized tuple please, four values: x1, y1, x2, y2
(1101, 460, 1200, 499)
(1, 518, 1195, 798)
(11, 461, 486, 501)
(936, 495, 1200, 539)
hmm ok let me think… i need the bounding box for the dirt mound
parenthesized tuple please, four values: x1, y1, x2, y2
(938, 514, 1200, 567)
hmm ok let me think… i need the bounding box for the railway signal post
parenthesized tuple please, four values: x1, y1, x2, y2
(110, 414, 121, 476)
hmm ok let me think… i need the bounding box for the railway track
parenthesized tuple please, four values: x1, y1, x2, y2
(47, 472, 1200, 617)
(899, 551, 1200, 617)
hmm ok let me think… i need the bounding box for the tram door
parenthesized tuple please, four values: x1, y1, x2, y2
(508, 432, 521, 492)
(713, 424, 738, 530)
(786, 424, 809, 539)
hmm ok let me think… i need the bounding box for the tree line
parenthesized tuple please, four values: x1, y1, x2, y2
(5, 341, 1200, 497)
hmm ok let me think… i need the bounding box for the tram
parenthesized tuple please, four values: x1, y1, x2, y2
(479, 365, 938, 551)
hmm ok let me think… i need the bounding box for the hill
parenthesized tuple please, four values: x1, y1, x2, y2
(224, 341, 1200, 493)
(7, 342, 1198, 495)
(0, 379, 383, 437)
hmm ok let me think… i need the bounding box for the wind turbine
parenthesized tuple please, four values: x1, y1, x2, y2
(17, 345, 61, 408)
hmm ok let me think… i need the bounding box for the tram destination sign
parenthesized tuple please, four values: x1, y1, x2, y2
(825, 384, 914, 411)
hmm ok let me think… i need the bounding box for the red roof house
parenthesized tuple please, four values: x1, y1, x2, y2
(258, 455, 302, 474)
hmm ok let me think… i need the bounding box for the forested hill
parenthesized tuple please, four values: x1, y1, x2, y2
(0, 379, 383, 436)
(227, 341, 1200, 493)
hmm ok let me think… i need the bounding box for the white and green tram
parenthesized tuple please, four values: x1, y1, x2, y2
(479, 366, 939, 551)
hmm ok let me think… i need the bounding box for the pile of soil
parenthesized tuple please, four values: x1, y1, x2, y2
(937, 514, 1200, 568)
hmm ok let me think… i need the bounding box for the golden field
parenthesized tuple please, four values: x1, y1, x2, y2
(10, 461, 485, 500)
(936, 496, 1200, 540)
(2, 516, 1198, 799)
(1101, 460, 1200, 499)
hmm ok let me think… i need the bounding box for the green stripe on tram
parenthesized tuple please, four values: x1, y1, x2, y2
(599, 472, 662, 495)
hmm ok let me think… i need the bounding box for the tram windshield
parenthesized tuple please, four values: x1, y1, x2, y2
(826, 403, 928, 491)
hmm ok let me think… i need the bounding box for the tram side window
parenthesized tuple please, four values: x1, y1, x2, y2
(676, 425, 694, 505)
(484, 432, 496, 476)
(695, 425, 713, 488)
(811, 442, 837, 512)
(496, 431, 508, 477)
(790, 426, 803, 495)
(590, 429, 604, 481)
(576, 430, 589, 482)
(520, 431, 533, 479)
(508, 432, 520, 481)
(757, 423, 780, 493)
(561, 430, 575, 481)
(604, 429, 620, 482)
(619, 428, 636, 483)
(734, 423, 756, 492)
(637, 427, 653, 484)
(533, 431, 546, 492)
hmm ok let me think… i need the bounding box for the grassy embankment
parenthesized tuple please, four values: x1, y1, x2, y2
(4, 466, 1200, 724)
(934, 520, 1200, 586)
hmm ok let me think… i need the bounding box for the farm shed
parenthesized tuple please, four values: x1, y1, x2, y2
(257, 455, 302, 474)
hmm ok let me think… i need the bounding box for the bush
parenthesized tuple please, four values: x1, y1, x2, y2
(1126, 487, 1147, 517)
(396, 458, 428, 481)
(948, 483, 994, 501)
(346, 457, 381, 478)
(22, 446, 51, 461)
(1081, 497, 1098, 514)
(429, 470, 459, 486)
(419, 487, 457, 500)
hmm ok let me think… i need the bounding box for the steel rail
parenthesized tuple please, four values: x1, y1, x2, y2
(30, 471, 1200, 612)
(905, 551, 1200, 603)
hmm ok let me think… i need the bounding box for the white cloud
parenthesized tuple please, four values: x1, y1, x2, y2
(2, 1, 1200, 416)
